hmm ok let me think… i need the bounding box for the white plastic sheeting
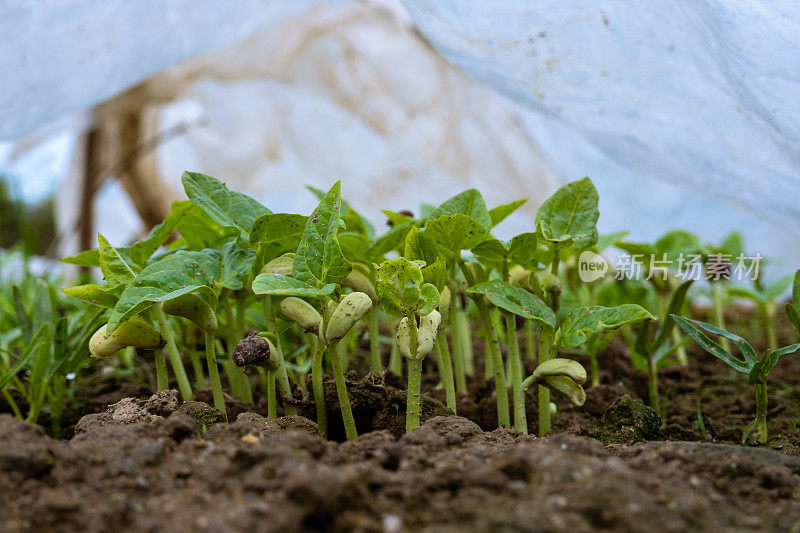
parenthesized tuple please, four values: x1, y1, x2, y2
(400, 1, 800, 269)
(52, 1, 558, 252)
(0, 0, 327, 141)
(3, 1, 799, 274)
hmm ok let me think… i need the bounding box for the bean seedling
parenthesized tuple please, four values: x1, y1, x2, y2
(42, 170, 799, 458)
(672, 314, 800, 443)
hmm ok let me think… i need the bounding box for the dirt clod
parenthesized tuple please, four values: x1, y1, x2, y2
(74, 396, 162, 434)
(175, 401, 226, 430)
(143, 389, 180, 416)
(584, 393, 661, 445)
(231, 332, 275, 372)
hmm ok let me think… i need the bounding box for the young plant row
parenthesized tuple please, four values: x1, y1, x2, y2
(37, 172, 799, 443)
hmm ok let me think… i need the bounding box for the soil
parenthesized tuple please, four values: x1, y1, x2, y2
(2, 310, 800, 531)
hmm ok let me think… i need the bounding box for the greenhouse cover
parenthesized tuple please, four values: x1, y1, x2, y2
(1, 0, 798, 273)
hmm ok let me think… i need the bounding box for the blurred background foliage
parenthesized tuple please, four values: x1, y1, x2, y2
(0, 175, 56, 257)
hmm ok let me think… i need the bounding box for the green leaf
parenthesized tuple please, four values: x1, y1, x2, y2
(403, 229, 447, 289)
(543, 375, 586, 406)
(595, 279, 657, 312)
(421, 258, 448, 291)
(471, 238, 509, 266)
(710, 231, 744, 258)
(652, 334, 691, 368)
(249, 213, 308, 249)
(468, 281, 555, 331)
(61, 284, 119, 308)
(293, 181, 352, 287)
(560, 304, 654, 349)
(614, 240, 656, 259)
(535, 177, 599, 250)
(730, 277, 790, 306)
(671, 315, 751, 373)
(181, 171, 270, 236)
(0, 323, 51, 389)
(219, 241, 256, 290)
(471, 233, 537, 270)
(756, 343, 800, 380)
(428, 189, 492, 231)
(792, 269, 800, 305)
(654, 229, 701, 260)
(418, 203, 436, 219)
(173, 204, 237, 249)
(633, 320, 652, 366)
(307, 184, 354, 214)
(128, 201, 194, 267)
(308, 185, 374, 237)
(404, 225, 439, 266)
(786, 303, 800, 335)
(368, 220, 416, 258)
(338, 232, 371, 264)
(27, 322, 52, 421)
(341, 210, 373, 238)
(764, 274, 793, 301)
(594, 231, 629, 253)
(12, 286, 32, 344)
(31, 279, 54, 339)
(375, 257, 438, 318)
(425, 214, 488, 257)
(508, 232, 538, 266)
(98, 234, 137, 287)
(741, 418, 758, 444)
(252, 273, 336, 297)
(489, 198, 527, 227)
(60, 249, 102, 267)
(651, 279, 694, 353)
(727, 285, 764, 304)
(108, 250, 222, 333)
(418, 283, 440, 316)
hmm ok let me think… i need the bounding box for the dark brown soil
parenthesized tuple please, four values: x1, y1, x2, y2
(425, 311, 800, 452)
(2, 309, 800, 531)
(2, 402, 799, 532)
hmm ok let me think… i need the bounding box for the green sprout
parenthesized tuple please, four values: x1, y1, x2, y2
(256, 254, 300, 417)
(49, 169, 800, 449)
(615, 229, 702, 364)
(701, 231, 746, 351)
(537, 303, 652, 435)
(162, 292, 224, 415)
(1, 254, 106, 435)
(533, 177, 599, 433)
(433, 286, 457, 413)
(521, 358, 588, 407)
(423, 190, 491, 396)
(672, 314, 800, 443)
(342, 265, 382, 374)
(279, 296, 325, 431)
(621, 279, 693, 413)
(253, 181, 365, 441)
(786, 270, 800, 337)
(727, 273, 794, 352)
(375, 257, 440, 433)
(467, 280, 554, 433)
